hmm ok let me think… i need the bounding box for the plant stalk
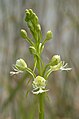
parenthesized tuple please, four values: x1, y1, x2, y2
(37, 51, 44, 119)
(39, 93, 44, 119)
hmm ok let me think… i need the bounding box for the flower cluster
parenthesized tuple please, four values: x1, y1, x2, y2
(10, 9, 71, 95)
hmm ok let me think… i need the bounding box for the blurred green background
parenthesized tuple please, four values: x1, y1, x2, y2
(0, 0, 79, 119)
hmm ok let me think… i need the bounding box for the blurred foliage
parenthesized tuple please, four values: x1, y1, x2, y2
(0, 0, 79, 119)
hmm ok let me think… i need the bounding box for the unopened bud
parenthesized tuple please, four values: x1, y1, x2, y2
(46, 30, 53, 40)
(21, 29, 27, 39)
(29, 46, 36, 55)
(37, 24, 41, 31)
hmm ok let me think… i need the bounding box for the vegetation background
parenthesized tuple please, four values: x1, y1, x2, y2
(0, 0, 79, 119)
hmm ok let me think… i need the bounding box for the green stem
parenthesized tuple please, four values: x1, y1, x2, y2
(39, 93, 44, 119)
(33, 53, 45, 119)
(25, 37, 34, 46)
(36, 48, 44, 119)
(38, 58, 41, 75)
(42, 64, 49, 77)
(25, 67, 36, 78)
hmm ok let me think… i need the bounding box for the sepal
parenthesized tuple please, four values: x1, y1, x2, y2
(15, 59, 27, 71)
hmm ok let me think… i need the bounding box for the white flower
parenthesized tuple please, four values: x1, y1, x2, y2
(32, 76, 48, 95)
(50, 55, 72, 71)
(10, 58, 27, 76)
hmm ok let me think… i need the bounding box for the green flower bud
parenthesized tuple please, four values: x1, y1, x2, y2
(25, 9, 30, 15)
(16, 59, 27, 71)
(46, 30, 53, 40)
(25, 9, 29, 13)
(25, 9, 30, 22)
(35, 16, 38, 22)
(28, 21, 34, 31)
(37, 24, 41, 31)
(21, 29, 27, 39)
(25, 9, 42, 43)
(29, 9, 33, 13)
(29, 46, 36, 55)
(39, 43, 44, 54)
(42, 30, 53, 45)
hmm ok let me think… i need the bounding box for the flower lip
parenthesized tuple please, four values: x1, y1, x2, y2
(32, 88, 49, 95)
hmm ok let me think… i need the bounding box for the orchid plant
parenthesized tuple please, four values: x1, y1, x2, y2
(10, 9, 71, 119)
